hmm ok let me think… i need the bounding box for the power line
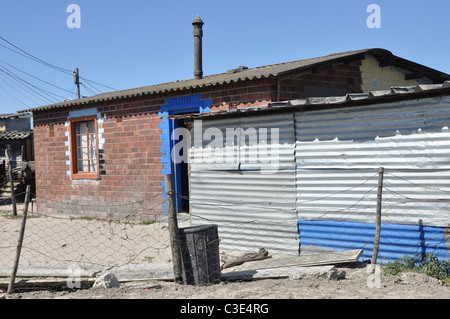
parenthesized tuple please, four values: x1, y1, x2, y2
(0, 64, 65, 100)
(0, 58, 73, 94)
(0, 66, 60, 104)
(0, 36, 73, 75)
(82, 78, 104, 94)
(80, 76, 117, 91)
(0, 35, 119, 93)
(0, 72, 41, 106)
(0, 77, 29, 107)
(81, 83, 96, 96)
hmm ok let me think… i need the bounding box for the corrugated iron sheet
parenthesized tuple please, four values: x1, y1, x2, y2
(298, 220, 449, 263)
(189, 113, 295, 171)
(295, 96, 450, 261)
(295, 97, 450, 228)
(189, 113, 299, 255)
(188, 85, 450, 260)
(0, 130, 33, 140)
(189, 170, 298, 255)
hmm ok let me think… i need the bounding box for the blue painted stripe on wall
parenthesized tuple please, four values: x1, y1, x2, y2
(298, 220, 449, 263)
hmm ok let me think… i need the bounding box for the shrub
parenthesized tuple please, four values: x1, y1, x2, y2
(384, 253, 450, 282)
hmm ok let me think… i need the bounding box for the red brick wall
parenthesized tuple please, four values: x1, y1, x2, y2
(201, 78, 278, 111)
(33, 99, 165, 221)
(32, 60, 364, 220)
(278, 60, 363, 100)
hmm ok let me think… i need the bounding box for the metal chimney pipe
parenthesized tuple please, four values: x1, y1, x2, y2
(192, 16, 204, 80)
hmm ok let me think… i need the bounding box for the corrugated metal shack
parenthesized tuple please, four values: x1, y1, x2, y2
(177, 81, 450, 263)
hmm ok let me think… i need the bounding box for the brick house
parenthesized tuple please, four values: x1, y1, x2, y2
(19, 20, 449, 221)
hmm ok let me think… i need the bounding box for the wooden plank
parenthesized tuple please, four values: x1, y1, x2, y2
(222, 247, 270, 269)
(221, 265, 336, 281)
(0, 263, 174, 281)
(0, 277, 96, 290)
(225, 249, 362, 272)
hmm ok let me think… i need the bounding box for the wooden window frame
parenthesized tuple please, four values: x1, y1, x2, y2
(69, 115, 100, 180)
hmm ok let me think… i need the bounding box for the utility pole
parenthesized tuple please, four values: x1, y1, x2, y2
(74, 68, 81, 99)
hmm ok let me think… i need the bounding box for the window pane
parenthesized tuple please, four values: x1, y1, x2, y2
(78, 160, 89, 172)
(90, 160, 98, 172)
(78, 135, 88, 149)
(88, 121, 95, 134)
(78, 147, 88, 160)
(76, 123, 87, 135)
(88, 133, 96, 148)
(88, 147, 97, 160)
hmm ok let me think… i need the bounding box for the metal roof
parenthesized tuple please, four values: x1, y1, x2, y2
(0, 130, 33, 140)
(177, 81, 450, 121)
(20, 48, 450, 113)
(0, 113, 32, 119)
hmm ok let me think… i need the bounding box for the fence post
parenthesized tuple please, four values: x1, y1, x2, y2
(164, 174, 183, 284)
(5, 146, 17, 216)
(371, 167, 384, 265)
(7, 185, 31, 294)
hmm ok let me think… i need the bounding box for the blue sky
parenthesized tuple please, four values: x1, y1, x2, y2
(0, 0, 448, 116)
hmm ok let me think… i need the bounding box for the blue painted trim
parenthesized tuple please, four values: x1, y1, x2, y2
(298, 220, 449, 263)
(159, 94, 212, 215)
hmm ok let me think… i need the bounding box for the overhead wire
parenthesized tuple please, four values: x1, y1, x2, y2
(0, 65, 62, 103)
(0, 36, 118, 89)
(0, 72, 41, 106)
(0, 36, 73, 75)
(79, 76, 117, 91)
(81, 78, 104, 94)
(0, 58, 74, 94)
(0, 68, 56, 104)
(0, 35, 118, 107)
(81, 83, 97, 96)
(64, 84, 77, 101)
(0, 77, 29, 107)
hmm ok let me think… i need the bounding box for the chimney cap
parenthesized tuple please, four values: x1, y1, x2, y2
(192, 15, 204, 26)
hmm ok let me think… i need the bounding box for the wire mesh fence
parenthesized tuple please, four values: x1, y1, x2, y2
(1, 168, 449, 292)
(0, 191, 177, 291)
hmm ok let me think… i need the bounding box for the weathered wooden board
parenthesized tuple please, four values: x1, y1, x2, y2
(225, 249, 362, 272)
(221, 265, 337, 281)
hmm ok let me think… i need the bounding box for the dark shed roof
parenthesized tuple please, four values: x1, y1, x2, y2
(0, 130, 33, 140)
(19, 48, 450, 113)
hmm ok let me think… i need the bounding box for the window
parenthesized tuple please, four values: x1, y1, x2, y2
(69, 116, 99, 179)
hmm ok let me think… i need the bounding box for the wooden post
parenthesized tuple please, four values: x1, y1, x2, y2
(164, 174, 183, 284)
(371, 167, 384, 265)
(5, 146, 17, 216)
(7, 185, 31, 294)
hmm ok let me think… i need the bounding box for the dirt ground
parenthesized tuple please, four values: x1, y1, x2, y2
(2, 204, 450, 300)
(3, 264, 450, 300)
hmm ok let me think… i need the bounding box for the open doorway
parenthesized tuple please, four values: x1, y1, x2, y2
(159, 93, 211, 216)
(172, 118, 189, 213)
